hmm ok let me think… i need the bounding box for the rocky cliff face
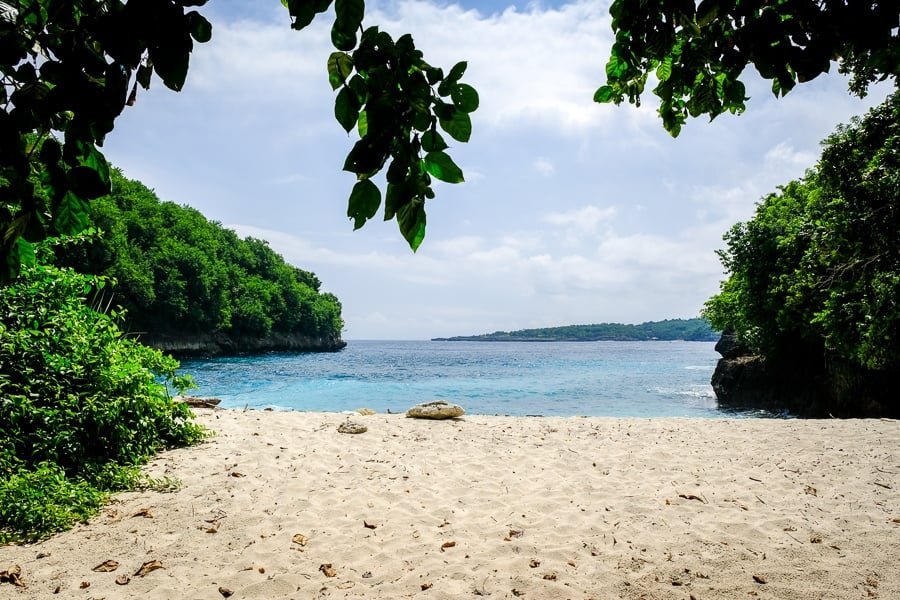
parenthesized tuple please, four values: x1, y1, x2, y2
(142, 331, 347, 356)
(711, 332, 897, 417)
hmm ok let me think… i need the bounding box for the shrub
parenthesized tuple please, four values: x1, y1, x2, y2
(0, 257, 205, 543)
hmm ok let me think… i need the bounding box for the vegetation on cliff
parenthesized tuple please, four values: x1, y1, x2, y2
(434, 318, 717, 342)
(57, 169, 344, 350)
(704, 92, 899, 415)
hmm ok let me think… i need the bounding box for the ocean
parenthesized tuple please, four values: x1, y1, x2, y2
(178, 340, 776, 418)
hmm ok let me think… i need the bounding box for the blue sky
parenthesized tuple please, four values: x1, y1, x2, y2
(102, 0, 893, 339)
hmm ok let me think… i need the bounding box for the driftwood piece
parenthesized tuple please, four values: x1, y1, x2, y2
(175, 397, 222, 409)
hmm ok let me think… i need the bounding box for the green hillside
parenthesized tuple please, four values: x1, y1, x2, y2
(433, 318, 717, 342)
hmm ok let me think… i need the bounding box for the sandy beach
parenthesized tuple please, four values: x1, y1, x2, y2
(2, 410, 899, 599)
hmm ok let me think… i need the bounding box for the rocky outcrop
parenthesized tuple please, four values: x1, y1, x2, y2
(711, 336, 898, 417)
(141, 331, 346, 356)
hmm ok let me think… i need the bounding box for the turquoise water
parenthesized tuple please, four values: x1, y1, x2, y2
(178, 340, 767, 417)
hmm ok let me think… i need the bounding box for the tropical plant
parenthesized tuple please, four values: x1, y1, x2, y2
(0, 239, 205, 542)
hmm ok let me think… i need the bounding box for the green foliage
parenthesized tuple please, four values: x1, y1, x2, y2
(0, 0, 213, 281)
(1, 1, 477, 280)
(599, 0, 899, 136)
(58, 169, 344, 342)
(0, 251, 205, 542)
(435, 318, 718, 342)
(704, 92, 900, 372)
(304, 6, 478, 250)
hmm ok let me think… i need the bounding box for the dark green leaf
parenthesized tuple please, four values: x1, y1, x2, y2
(397, 200, 426, 251)
(593, 85, 616, 103)
(136, 63, 153, 89)
(54, 191, 91, 235)
(439, 110, 472, 143)
(421, 130, 447, 152)
(422, 151, 464, 184)
(186, 11, 212, 43)
(335, 0, 365, 30)
(446, 61, 467, 83)
(450, 83, 479, 113)
(68, 165, 109, 199)
(14, 237, 35, 268)
(335, 87, 360, 132)
(347, 179, 381, 230)
(287, 0, 333, 30)
(331, 24, 357, 52)
(149, 41, 190, 92)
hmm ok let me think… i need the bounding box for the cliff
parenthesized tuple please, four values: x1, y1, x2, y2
(711, 331, 897, 417)
(141, 331, 347, 357)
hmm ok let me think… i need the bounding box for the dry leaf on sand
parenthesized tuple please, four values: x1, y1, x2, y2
(292, 533, 309, 547)
(0, 565, 25, 587)
(440, 541, 456, 552)
(92, 560, 119, 572)
(319, 563, 337, 577)
(134, 560, 164, 577)
(115, 575, 131, 585)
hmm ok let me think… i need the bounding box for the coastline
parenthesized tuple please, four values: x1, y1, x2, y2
(2, 411, 898, 599)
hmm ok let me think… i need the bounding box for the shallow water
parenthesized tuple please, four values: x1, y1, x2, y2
(179, 340, 777, 417)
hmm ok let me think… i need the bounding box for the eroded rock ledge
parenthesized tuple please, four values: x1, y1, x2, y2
(711, 331, 897, 418)
(141, 332, 346, 357)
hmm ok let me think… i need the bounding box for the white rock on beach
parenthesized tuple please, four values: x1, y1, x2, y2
(406, 401, 465, 419)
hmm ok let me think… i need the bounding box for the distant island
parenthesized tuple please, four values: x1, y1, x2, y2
(433, 318, 718, 342)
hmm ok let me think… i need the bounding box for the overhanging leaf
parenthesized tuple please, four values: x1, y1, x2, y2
(327, 52, 354, 90)
(397, 200, 426, 251)
(450, 83, 479, 113)
(421, 130, 447, 152)
(439, 110, 471, 143)
(347, 179, 381, 230)
(593, 85, 616, 103)
(54, 191, 91, 235)
(334, 87, 360, 132)
(422, 151, 464, 183)
(186, 11, 212, 43)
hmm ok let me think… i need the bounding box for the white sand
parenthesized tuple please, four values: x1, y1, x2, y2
(2, 410, 899, 599)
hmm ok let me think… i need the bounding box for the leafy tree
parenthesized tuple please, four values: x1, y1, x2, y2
(596, 0, 899, 135)
(59, 168, 345, 346)
(704, 91, 899, 411)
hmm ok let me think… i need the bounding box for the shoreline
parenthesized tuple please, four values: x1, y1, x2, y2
(2, 411, 898, 599)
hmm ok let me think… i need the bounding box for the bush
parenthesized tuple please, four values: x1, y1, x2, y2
(0, 257, 205, 543)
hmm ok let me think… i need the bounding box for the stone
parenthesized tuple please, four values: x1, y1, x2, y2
(338, 421, 367, 434)
(406, 401, 465, 419)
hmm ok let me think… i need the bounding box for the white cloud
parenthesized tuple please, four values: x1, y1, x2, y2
(533, 157, 555, 176)
(543, 205, 617, 233)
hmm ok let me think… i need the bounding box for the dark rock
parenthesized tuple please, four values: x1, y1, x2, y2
(714, 328, 748, 359)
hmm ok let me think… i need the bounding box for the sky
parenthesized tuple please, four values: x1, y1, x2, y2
(101, 0, 893, 340)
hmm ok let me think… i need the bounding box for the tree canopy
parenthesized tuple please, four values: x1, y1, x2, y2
(703, 91, 898, 389)
(1, 0, 897, 279)
(596, 0, 900, 136)
(59, 169, 345, 345)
